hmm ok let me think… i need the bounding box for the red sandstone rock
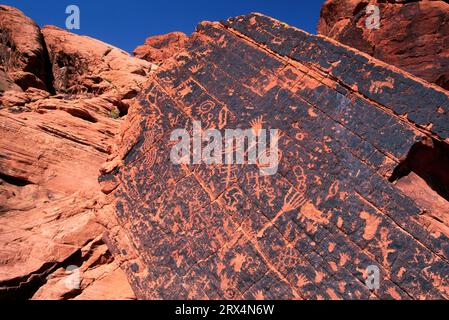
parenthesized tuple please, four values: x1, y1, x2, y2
(0, 5, 50, 91)
(0, 7, 146, 300)
(42, 25, 156, 98)
(318, 0, 449, 91)
(0, 68, 21, 93)
(133, 32, 188, 65)
(0, 89, 135, 299)
(31, 236, 135, 300)
(2, 4, 449, 301)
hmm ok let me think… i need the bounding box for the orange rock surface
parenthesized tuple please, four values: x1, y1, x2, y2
(318, 0, 449, 90)
(0, 6, 50, 91)
(0, 5, 159, 299)
(134, 31, 188, 66)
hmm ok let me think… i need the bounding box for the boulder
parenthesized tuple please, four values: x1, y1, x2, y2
(0, 5, 51, 91)
(318, 0, 449, 91)
(42, 25, 156, 98)
(134, 31, 188, 65)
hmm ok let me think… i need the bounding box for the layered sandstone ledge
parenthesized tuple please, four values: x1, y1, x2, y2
(0, 5, 158, 299)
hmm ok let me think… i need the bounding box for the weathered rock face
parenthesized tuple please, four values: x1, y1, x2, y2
(2, 4, 449, 300)
(0, 87, 134, 299)
(43, 26, 156, 98)
(0, 5, 51, 92)
(0, 5, 152, 300)
(133, 32, 188, 66)
(317, 0, 449, 91)
(103, 13, 449, 299)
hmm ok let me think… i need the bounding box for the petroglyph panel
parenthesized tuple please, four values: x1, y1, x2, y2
(106, 14, 449, 299)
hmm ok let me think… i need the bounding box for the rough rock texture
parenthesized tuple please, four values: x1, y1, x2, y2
(103, 13, 449, 300)
(0, 90, 135, 299)
(0, 5, 51, 92)
(43, 26, 156, 97)
(31, 236, 135, 300)
(133, 32, 188, 66)
(317, 0, 449, 91)
(0, 5, 160, 299)
(3, 4, 449, 300)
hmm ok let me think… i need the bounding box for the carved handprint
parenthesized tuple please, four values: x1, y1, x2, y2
(296, 274, 310, 288)
(280, 187, 304, 214)
(250, 115, 265, 136)
(189, 64, 201, 73)
(260, 187, 305, 236)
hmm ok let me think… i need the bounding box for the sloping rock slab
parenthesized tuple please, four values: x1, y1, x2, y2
(104, 13, 449, 299)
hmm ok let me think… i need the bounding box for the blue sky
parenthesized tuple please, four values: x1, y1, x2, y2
(3, 0, 323, 53)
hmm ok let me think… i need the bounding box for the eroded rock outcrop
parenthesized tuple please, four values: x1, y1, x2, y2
(133, 32, 188, 66)
(43, 26, 155, 98)
(0, 5, 160, 299)
(0, 5, 51, 92)
(2, 4, 449, 300)
(318, 0, 449, 91)
(103, 13, 449, 299)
